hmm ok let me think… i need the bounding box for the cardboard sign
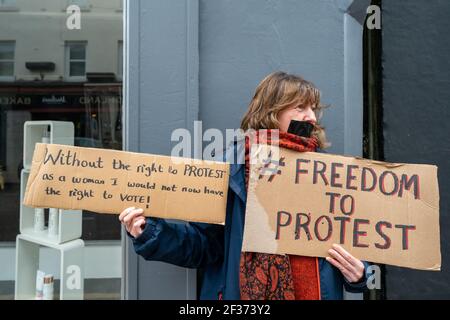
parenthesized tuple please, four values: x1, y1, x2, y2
(242, 145, 441, 271)
(23, 143, 229, 225)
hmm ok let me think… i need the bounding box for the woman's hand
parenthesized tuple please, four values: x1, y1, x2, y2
(119, 207, 146, 238)
(326, 244, 365, 283)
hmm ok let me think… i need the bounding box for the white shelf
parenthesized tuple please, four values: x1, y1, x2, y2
(20, 169, 82, 244)
(16, 120, 84, 300)
(23, 121, 74, 170)
(15, 234, 84, 300)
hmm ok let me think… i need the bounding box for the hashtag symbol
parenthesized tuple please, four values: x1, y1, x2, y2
(258, 151, 285, 182)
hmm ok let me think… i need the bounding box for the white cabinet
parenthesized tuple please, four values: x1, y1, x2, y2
(23, 121, 74, 170)
(20, 169, 82, 244)
(15, 234, 84, 300)
(15, 121, 84, 300)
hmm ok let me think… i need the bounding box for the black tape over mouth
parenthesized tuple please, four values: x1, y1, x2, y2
(287, 120, 314, 138)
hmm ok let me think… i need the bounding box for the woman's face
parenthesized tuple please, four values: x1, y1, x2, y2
(277, 103, 317, 133)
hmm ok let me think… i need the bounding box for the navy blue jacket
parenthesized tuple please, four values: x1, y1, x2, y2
(130, 143, 370, 300)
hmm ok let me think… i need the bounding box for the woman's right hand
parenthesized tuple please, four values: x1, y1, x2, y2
(119, 207, 146, 238)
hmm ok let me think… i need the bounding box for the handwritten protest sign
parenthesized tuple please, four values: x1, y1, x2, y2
(23, 143, 229, 225)
(242, 144, 441, 271)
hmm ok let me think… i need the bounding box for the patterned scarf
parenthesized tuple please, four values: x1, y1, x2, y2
(239, 130, 321, 300)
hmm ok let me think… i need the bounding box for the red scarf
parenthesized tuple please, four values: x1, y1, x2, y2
(239, 130, 321, 300)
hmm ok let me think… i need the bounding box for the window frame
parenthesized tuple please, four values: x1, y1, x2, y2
(65, 41, 87, 82)
(67, 0, 90, 11)
(117, 40, 123, 80)
(0, 0, 18, 12)
(0, 41, 15, 81)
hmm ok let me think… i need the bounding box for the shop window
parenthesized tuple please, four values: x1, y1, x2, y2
(0, 3, 123, 299)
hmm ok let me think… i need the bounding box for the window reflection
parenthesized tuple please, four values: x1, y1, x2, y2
(0, 42, 15, 79)
(67, 42, 87, 78)
(0, 0, 123, 300)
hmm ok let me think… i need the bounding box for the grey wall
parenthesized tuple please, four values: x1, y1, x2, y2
(123, 0, 198, 299)
(124, 0, 368, 299)
(199, 0, 367, 156)
(383, 0, 450, 299)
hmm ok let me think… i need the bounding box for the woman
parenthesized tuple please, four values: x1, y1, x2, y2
(119, 71, 369, 300)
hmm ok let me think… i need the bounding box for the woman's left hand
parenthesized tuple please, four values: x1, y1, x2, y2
(326, 244, 365, 283)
